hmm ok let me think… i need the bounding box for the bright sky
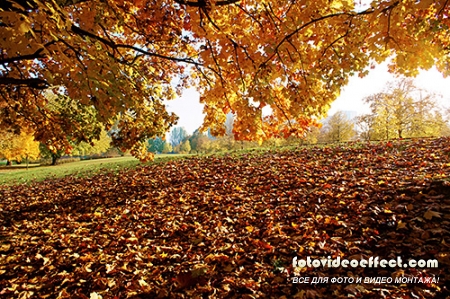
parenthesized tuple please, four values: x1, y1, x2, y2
(166, 63, 450, 135)
(328, 62, 450, 116)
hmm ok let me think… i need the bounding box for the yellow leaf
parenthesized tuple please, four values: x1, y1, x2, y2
(18, 22, 30, 33)
(330, 1, 343, 10)
(139, 278, 149, 287)
(396, 221, 407, 230)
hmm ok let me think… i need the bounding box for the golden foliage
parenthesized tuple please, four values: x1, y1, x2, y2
(71, 130, 112, 156)
(362, 78, 448, 140)
(1, 0, 449, 159)
(0, 128, 40, 163)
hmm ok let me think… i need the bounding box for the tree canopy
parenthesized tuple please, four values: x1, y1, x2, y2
(1, 0, 449, 159)
(320, 111, 355, 142)
(0, 127, 40, 164)
(361, 78, 448, 139)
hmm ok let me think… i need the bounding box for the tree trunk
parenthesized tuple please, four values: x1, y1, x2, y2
(51, 154, 58, 165)
(6, 160, 12, 166)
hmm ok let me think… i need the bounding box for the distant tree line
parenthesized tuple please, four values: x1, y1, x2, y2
(355, 78, 450, 140)
(0, 128, 116, 166)
(146, 78, 450, 156)
(312, 78, 450, 143)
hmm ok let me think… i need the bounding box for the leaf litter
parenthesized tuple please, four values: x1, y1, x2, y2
(1, 138, 450, 298)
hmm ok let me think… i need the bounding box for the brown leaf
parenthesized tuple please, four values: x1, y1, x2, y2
(424, 210, 441, 220)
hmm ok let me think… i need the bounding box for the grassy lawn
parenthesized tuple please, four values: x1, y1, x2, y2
(0, 154, 188, 185)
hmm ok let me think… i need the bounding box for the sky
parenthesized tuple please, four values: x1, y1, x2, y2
(166, 62, 450, 135)
(328, 62, 450, 116)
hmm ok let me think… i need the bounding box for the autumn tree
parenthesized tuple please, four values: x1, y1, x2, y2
(355, 114, 377, 141)
(364, 78, 443, 139)
(38, 92, 105, 160)
(21, 132, 41, 169)
(0, 130, 20, 166)
(39, 144, 66, 166)
(179, 140, 192, 154)
(2, 0, 450, 159)
(162, 142, 173, 154)
(425, 111, 450, 137)
(302, 126, 321, 145)
(408, 95, 449, 138)
(189, 129, 207, 153)
(196, 136, 213, 154)
(320, 111, 355, 142)
(0, 127, 40, 166)
(218, 137, 238, 151)
(72, 130, 112, 157)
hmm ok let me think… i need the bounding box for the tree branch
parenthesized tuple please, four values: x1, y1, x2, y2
(262, 12, 348, 67)
(438, 0, 449, 16)
(236, 5, 264, 30)
(0, 0, 89, 12)
(0, 78, 49, 89)
(70, 25, 202, 66)
(173, 0, 240, 7)
(0, 41, 57, 65)
(0, 50, 45, 65)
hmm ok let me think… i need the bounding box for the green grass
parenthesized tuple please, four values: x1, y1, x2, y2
(0, 154, 188, 185)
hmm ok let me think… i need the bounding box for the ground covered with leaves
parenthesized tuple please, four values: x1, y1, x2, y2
(1, 138, 450, 299)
